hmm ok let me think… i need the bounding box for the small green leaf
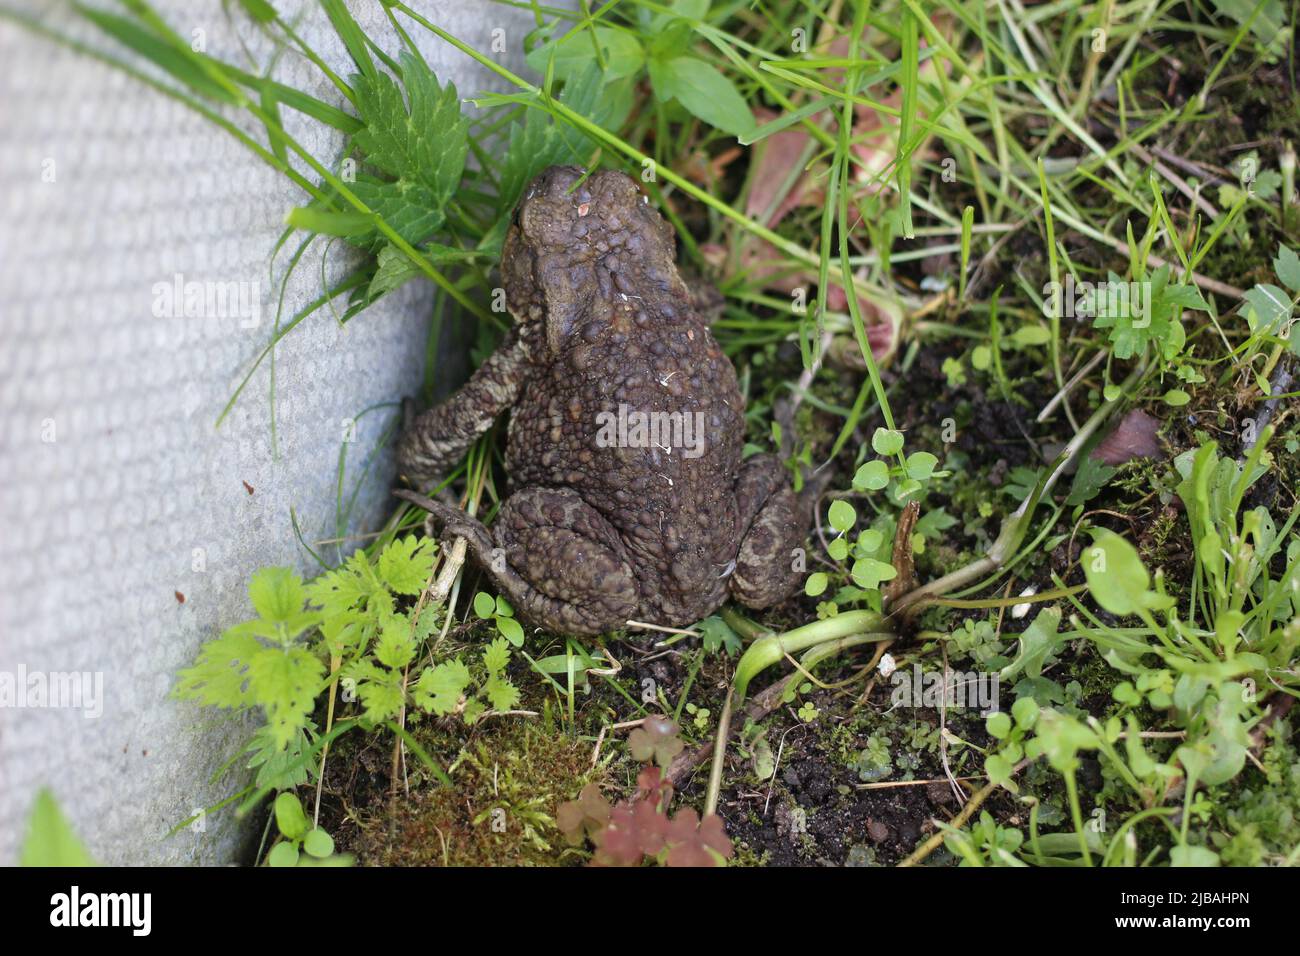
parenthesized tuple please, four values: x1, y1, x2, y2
(1170, 844, 1220, 867)
(805, 572, 829, 597)
(267, 841, 300, 867)
(1274, 244, 1300, 292)
(497, 616, 526, 647)
(697, 616, 742, 656)
(19, 790, 97, 867)
(247, 646, 326, 750)
(1010, 324, 1051, 347)
(1011, 697, 1039, 729)
(373, 614, 416, 669)
(853, 460, 890, 491)
(856, 528, 885, 555)
(525, 25, 645, 81)
(999, 607, 1063, 681)
(473, 592, 496, 619)
(483, 674, 521, 712)
(273, 791, 311, 842)
(986, 712, 1012, 740)
(850, 557, 897, 590)
(303, 828, 335, 858)
(1083, 530, 1173, 617)
(1241, 283, 1292, 333)
(871, 428, 905, 456)
(906, 451, 938, 480)
(828, 500, 857, 532)
(647, 55, 754, 138)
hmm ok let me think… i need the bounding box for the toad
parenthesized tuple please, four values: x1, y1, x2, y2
(396, 166, 807, 636)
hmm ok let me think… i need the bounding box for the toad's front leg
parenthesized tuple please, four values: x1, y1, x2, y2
(396, 487, 640, 637)
(395, 329, 530, 490)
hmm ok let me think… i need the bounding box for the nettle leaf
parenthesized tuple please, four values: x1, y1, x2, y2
(413, 658, 472, 716)
(489, 65, 634, 249)
(320, 613, 364, 659)
(342, 53, 468, 249)
(368, 240, 475, 300)
(483, 674, 521, 713)
(246, 646, 326, 749)
(412, 604, 440, 642)
(483, 636, 511, 675)
(305, 552, 375, 616)
(245, 723, 316, 791)
(249, 567, 308, 623)
(347, 174, 446, 247)
(646, 55, 754, 138)
(373, 613, 416, 670)
(352, 53, 467, 198)
(377, 535, 436, 596)
(174, 629, 262, 708)
(357, 674, 404, 725)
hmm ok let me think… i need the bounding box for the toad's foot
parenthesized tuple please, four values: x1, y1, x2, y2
(729, 453, 804, 609)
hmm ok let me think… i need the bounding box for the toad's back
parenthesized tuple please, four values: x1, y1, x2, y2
(506, 299, 745, 623)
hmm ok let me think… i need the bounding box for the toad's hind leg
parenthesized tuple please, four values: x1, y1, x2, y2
(491, 488, 641, 636)
(400, 487, 639, 637)
(729, 454, 804, 609)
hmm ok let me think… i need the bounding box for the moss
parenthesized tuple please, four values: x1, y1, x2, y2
(347, 722, 610, 867)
